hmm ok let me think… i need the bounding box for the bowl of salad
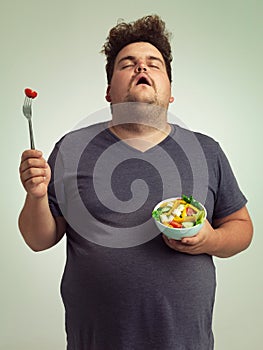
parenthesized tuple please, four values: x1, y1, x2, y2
(152, 195, 206, 240)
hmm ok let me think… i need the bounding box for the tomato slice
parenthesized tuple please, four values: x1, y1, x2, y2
(170, 220, 183, 228)
(25, 88, 38, 99)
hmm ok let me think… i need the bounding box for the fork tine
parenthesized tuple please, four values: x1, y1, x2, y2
(25, 96, 31, 108)
(23, 96, 27, 110)
(23, 96, 32, 116)
(24, 96, 29, 106)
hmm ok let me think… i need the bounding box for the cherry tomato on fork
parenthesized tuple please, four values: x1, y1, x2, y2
(24, 88, 38, 99)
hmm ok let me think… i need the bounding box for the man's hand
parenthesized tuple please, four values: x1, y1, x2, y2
(162, 206, 253, 258)
(19, 149, 51, 199)
(162, 220, 216, 255)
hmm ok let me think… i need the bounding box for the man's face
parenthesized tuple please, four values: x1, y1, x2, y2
(106, 42, 174, 109)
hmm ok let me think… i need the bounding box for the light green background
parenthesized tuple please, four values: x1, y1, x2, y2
(1, 0, 262, 349)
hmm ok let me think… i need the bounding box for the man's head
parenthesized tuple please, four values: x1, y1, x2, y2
(102, 15, 173, 85)
(102, 15, 174, 109)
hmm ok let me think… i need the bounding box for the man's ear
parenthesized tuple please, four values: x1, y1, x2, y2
(169, 96, 175, 103)
(105, 86, 111, 102)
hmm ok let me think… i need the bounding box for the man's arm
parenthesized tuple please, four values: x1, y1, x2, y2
(18, 150, 66, 252)
(162, 206, 253, 258)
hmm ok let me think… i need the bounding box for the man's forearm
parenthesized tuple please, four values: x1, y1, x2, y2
(18, 193, 59, 251)
(210, 219, 253, 258)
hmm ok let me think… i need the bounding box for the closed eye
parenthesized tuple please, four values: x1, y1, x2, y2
(121, 64, 134, 69)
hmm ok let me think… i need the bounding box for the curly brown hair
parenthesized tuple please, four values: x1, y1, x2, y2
(101, 15, 173, 84)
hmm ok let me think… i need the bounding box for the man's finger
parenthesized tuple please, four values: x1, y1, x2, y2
(21, 149, 43, 162)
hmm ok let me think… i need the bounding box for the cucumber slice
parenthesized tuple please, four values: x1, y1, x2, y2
(182, 221, 194, 228)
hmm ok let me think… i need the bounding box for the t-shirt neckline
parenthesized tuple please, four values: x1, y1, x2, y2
(104, 122, 176, 154)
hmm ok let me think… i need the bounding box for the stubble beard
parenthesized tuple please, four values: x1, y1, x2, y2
(110, 85, 169, 132)
(111, 100, 168, 133)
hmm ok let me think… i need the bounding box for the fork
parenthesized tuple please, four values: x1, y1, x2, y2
(22, 96, 35, 149)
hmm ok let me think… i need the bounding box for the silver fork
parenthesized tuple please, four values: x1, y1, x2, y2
(22, 96, 35, 149)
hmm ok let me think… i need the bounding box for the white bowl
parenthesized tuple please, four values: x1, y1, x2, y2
(152, 197, 207, 240)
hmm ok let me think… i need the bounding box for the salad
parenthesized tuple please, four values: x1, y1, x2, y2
(152, 195, 205, 229)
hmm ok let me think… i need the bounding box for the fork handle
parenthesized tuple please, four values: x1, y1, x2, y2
(28, 119, 35, 150)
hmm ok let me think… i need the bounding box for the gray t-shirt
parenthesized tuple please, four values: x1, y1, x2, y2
(48, 122, 247, 350)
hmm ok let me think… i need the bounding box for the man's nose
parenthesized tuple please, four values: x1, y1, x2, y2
(135, 64, 147, 73)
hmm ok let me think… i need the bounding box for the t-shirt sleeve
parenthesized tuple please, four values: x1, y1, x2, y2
(47, 143, 64, 218)
(213, 143, 247, 220)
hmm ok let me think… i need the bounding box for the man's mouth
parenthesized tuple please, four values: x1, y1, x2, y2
(135, 76, 151, 86)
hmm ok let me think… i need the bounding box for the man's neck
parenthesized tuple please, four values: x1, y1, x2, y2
(109, 122, 171, 152)
(108, 102, 171, 151)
